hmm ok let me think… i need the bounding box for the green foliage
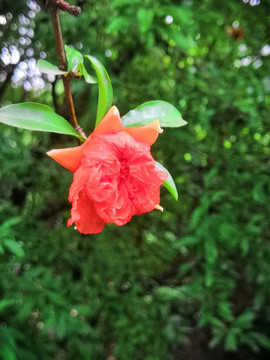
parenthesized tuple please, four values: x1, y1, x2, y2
(156, 161, 178, 201)
(37, 60, 67, 76)
(37, 48, 114, 127)
(0, 103, 82, 139)
(1, 0, 270, 359)
(122, 100, 186, 127)
(77, 62, 97, 84)
(84, 55, 113, 126)
(64, 45, 83, 72)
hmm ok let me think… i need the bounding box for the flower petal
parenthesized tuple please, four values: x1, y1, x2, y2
(124, 120, 163, 146)
(95, 181, 135, 226)
(68, 190, 105, 234)
(47, 145, 85, 173)
(68, 166, 89, 202)
(47, 106, 123, 172)
(91, 106, 123, 137)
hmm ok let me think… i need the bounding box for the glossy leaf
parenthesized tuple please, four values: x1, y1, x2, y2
(37, 59, 67, 75)
(65, 45, 83, 72)
(77, 63, 97, 84)
(156, 161, 178, 201)
(84, 55, 113, 126)
(0, 103, 82, 139)
(122, 100, 187, 128)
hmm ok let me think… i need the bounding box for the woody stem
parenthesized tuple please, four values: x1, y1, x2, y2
(47, 0, 86, 139)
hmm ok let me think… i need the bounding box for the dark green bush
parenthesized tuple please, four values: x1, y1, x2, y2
(1, 0, 270, 359)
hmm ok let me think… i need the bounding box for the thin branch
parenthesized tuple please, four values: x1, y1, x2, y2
(46, 0, 81, 16)
(47, 1, 86, 139)
(49, 8, 67, 71)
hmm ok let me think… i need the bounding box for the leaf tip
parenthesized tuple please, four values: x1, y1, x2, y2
(181, 119, 188, 126)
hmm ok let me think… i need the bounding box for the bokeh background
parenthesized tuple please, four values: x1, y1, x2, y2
(1, 0, 270, 359)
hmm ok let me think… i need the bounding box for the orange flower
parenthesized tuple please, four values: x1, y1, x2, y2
(47, 106, 167, 234)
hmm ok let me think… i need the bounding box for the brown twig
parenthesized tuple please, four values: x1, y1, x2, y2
(49, 7, 67, 71)
(47, 0, 86, 139)
(46, 0, 81, 16)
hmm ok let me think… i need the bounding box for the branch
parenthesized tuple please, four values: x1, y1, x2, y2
(46, 0, 81, 16)
(49, 9, 67, 72)
(46, 1, 86, 139)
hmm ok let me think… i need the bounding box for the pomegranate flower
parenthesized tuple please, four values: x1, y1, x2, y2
(47, 106, 168, 234)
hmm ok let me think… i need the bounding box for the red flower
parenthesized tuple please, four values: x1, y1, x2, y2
(47, 106, 168, 234)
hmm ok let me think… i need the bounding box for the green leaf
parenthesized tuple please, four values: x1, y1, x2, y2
(0, 299, 15, 315)
(218, 301, 233, 321)
(0, 103, 82, 139)
(241, 335, 260, 353)
(160, 28, 189, 50)
(122, 100, 187, 128)
(0, 328, 16, 360)
(56, 313, 67, 340)
(157, 286, 181, 301)
(209, 331, 225, 349)
(17, 297, 35, 321)
(205, 266, 214, 288)
(174, 236, 200, 249)
(0, 243, 4, 255)
(225, 328, 241, 351)
(77, 63, 97, 84)
(105, 16, 131, 34)
(65, 45, 83, 72)
(0, 217, 21, 239)
(251, 332, 270, 349)
(3, 239, 25, 258)
(84, 55, 113, 126)
(137, 8, 154, 33)
(156, 161, 178, 201)
(37, 59, 67, 75)
(178, 261, 195, 276)
(111, 0, 139, 9)
(0, 348, 17, 360)
(234, 312, 254, 328)
(204, 238, 218, 264)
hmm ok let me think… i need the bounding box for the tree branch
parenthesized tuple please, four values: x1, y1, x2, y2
(47, 0, 86, 139)
(46, 0, 81, 16)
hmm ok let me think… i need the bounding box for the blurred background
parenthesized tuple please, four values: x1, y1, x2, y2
(0, 0, 270, 359)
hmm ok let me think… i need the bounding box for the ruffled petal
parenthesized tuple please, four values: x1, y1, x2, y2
(47, 106, 122, 172)
(95, 181, 135, 226)
(91, 106, 123, 137)
(47, 145, 85, 173)
(124, 120, 163, 146)
(68, 190, 105, 234)
(68, 166, 89, 202)
(130, 161, 168, 185)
